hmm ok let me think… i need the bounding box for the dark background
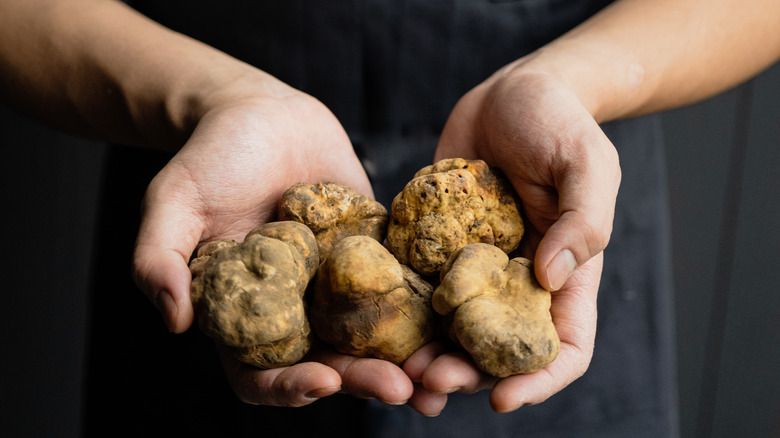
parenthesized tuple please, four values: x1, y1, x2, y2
(1, 62, 778, 437)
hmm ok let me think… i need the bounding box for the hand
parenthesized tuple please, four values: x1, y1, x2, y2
(218, 342, 414, 407)
(404, 253, 600, 415)
(131, 82, 414, 406)
(436, 64, 620, 290)
(405, 62, 621, 414)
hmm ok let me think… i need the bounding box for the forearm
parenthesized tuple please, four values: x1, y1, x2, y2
(517, 0, 780, 123)
(0, 0, 279, 151)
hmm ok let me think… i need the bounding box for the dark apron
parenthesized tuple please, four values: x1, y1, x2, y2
(85, 1, 678, 436)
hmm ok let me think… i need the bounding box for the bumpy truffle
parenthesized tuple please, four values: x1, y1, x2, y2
(434, 243, 559, 377)
(189, 221, 319, 368)
(387, 158, 524, 276)
(309, 235, 437, 364)
(278, 181, 388, 264)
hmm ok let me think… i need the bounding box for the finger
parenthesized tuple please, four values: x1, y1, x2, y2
(132, 243, 194, 333)
(421, 351, 498, 395)
(218, 345, 342, 407)
(132, 181, 203, 333)
(488, 342, 588, 413)
(533, 133, 620, 291)
(307, 349, 414, 405)
(406, 383, 449, 417)
(534, 209, 607, 292)
(402, 340, 452, 382)
(490, 254, 600, 412)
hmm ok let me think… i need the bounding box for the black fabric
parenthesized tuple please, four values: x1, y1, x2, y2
(126, 0, 614, 205)
(83, 1, 678, 436)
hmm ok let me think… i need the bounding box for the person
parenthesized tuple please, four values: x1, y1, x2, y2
(1, 0, 778, 436)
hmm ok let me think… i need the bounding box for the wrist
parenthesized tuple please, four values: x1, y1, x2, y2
(84, 2, 294, 152)
(147, 41, 303, 152)
(504, 40, 648, 124)
(171, 63, 291, 140)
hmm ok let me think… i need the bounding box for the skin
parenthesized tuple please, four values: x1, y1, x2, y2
(2, 0, 779, 416)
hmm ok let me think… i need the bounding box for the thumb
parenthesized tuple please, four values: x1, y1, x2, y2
(533, 210, 610, 292)
(531, 150, 621, 292)
(132, 193, 202, 333)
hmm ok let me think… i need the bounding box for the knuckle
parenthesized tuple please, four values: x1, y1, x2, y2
(580, 213, 612, 257)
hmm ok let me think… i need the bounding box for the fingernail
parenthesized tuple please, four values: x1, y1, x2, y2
(155, 289, 177, 332)
(498, 404, 523, 414)
(547, 249, 577, 291)
(305, 386, 341, 399)
(382, 399, 409, 406)
(440, 386, 462, 394)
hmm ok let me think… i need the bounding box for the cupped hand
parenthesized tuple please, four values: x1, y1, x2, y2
(404, 253, 600, 415)
(405, 62, 621, 415)
(132, 86, 372, 333)
(131, 82, 414, 406)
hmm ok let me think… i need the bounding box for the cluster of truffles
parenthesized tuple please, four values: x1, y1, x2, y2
(189, 158, 560, 377)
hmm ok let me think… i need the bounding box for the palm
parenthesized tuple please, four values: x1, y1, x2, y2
(146, 93, 373, 245)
